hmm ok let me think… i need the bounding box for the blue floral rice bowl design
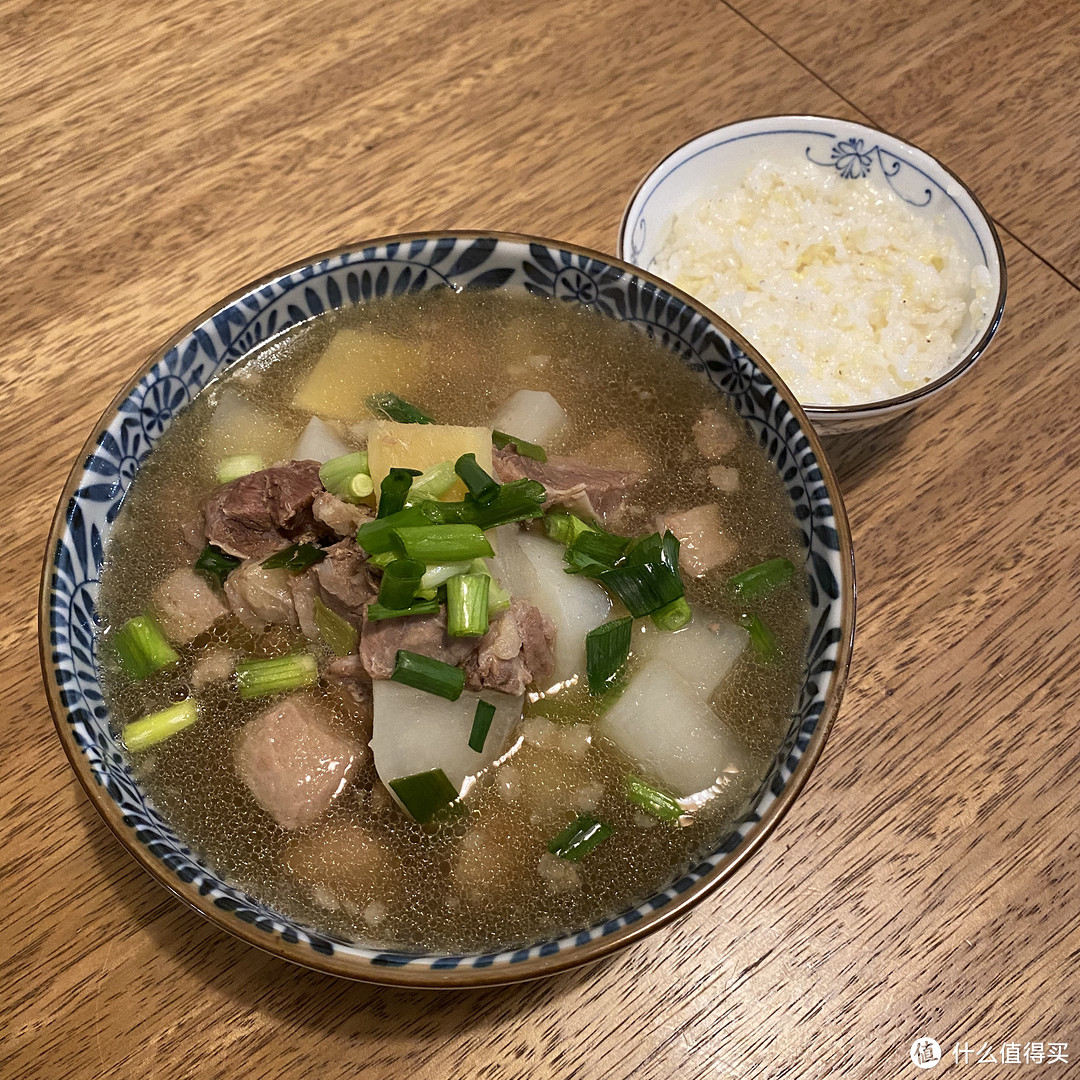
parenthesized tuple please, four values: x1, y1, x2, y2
(619, 116, 1007, 435)
(41, 233, 855, 987)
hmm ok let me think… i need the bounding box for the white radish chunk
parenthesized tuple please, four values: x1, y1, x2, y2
(598, 658, 751, 797)
(489, 527, 611, 687)
(492, 389, 567, 447)
(204, 388, 295, 467)
(632, 615, 748, 699)
(370, 681, 523, 802)
(291, 415, 353, 464)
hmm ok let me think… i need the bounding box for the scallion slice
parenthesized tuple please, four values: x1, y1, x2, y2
(113, 614, 180, 680)
(446, 573, 490, 637)
(469, 699, 496, 753)
(624, 776, 684, 823)
(319, 451, 370, 503)
(492, 429, 547, 462)
(485, 571, 511, 616)
(392, 524, 494, 563)
(650, 595, 692, 632)
(122, 698, 198, 752)
(366, 391, 434, 425)
(391, 649, 465, 701)
(377, 467, 423, 518)
(585, 616, 633, 695)
(547, 814, 613, 861)
(389, 768, 459, 823)
(419, 560, 474, 591)
(624, 530, 680, 572)
(571, 529, 630, 568)
(365, 598, 441, 621)
(544, 511, 592, 546)
(194, 544, 241, 587)
(406, 459, 458, 503)
(313, 597, 358, 657)
(215, 454, 264, 485)
(599, 561, 684, 618)
(378, 557, 425, 610)
(261, 543, 326, 572)
(454, 453, 500, 505)
(356, 503, 434, 554)
(235, 652, 318, 699)
(727, 557, 795, 599)
(419, 478, 547, 530)
(740, 612, 778, 661)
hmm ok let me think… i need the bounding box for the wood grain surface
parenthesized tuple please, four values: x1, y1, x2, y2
(2, 1, 1077, 1077)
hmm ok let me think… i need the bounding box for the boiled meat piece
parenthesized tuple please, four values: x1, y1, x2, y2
(152, 567, 228, 645)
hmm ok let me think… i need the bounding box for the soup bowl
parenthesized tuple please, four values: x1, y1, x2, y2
(40, 232, 855, 986)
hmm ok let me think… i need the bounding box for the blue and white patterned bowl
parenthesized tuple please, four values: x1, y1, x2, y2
(619, 116, 1007, 435)
(40, 233, 855, 986)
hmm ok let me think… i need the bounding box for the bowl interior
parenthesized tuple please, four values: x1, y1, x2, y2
(42, 233, 854, 986)
(620, 116, 1006, 400)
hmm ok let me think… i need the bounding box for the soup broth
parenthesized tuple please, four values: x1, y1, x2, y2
(98, 289, 808, 953)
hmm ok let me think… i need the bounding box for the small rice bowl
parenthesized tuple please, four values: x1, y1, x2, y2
(651, 159, 993, 406)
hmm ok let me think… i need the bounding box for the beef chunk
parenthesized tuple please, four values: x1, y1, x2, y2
(463, 599, 557, 696)
(284, 820, 393, 914)
(152, 567, 228, 645)
(693, 408, 740, 460)
(224, 560, 297, 634)
(492, 447, 640, 521)
(312, 491, 374, 538)
(235, 696, 362, 829)
(315, 538, 379, 620)
(359, 610, 477, 680)
(202, 460, 325, 559)
(325, 652, 374, 717)
(659, 504, 738, 577)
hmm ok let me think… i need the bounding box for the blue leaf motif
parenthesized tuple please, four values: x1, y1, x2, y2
(447, 237, 497, 277)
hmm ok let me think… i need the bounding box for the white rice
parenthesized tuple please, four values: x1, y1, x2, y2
(651, 159, 992, 406)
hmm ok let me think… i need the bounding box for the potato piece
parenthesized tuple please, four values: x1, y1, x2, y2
(367, 420, 493, 504)
(293, 330, 426, 421)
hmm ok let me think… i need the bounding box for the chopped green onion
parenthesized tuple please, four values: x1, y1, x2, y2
(356, 503, 433, 554)
(415, 587, 438, 601)
(392, 524, 494, 563)
(624, 530, 681, 572)
(389, 768, 459, 823)
(391, 649, 465, 701)
(740, 612, 779, 661)
(492, 429, 547, 462)
(215, 454, 263, 485)
(319, 451, 370, 503)
(547, 814, 613, 861)
(406, 459, 458, 503)
(378, 558, 425, 610)
(485, 571, 511, 616)
(446, 573, 490, 637)
(651, 595, 692, 632)
(313, 597, 358, 657)
(562, 547, 610, 577)
(367, 391, 434, 425)
(122, 698, 198, 752)
(624, 776, 684, 823)
(585, 616, 633, 695)
(113, 614, 180, 680)
(194, 544, 241, 587)
(235, 652, 318, 699)
(544, 511, 593, 546)
(469, 699, 496, 753)
(599, 561, 684, 618)
(366, 549, 398, 569)
(727, 557, 795, 599)
(423, 478, 547, 530)
(570, 529, 630, 568)
(261, 543, 326, 572)
(454, 453, 500, 505)
(377, 467, 423, 518)
(419, 560, 474, 591)
(365, 598, 441, 621)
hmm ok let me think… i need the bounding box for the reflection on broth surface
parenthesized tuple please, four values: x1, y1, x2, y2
(98, 289, 808, 953)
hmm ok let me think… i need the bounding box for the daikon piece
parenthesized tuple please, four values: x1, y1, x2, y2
(370, 680, 523, 801)
(203, 388, 296, 467)
(291, 415, 353, 464)
(598, 658, 751, 796)
(632, 615, 747, 699)
(492, 389, 567, 447)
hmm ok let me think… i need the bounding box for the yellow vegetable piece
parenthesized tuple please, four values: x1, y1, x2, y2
(293, 330, 427, 421)
(367, 421, 494, 505)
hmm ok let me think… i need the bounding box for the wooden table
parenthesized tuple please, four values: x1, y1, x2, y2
(3, 1, 1078, 1076)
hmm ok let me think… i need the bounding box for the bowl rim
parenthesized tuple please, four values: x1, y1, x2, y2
(39, 229, 856, 987)
(617, 112, 1008, 419)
